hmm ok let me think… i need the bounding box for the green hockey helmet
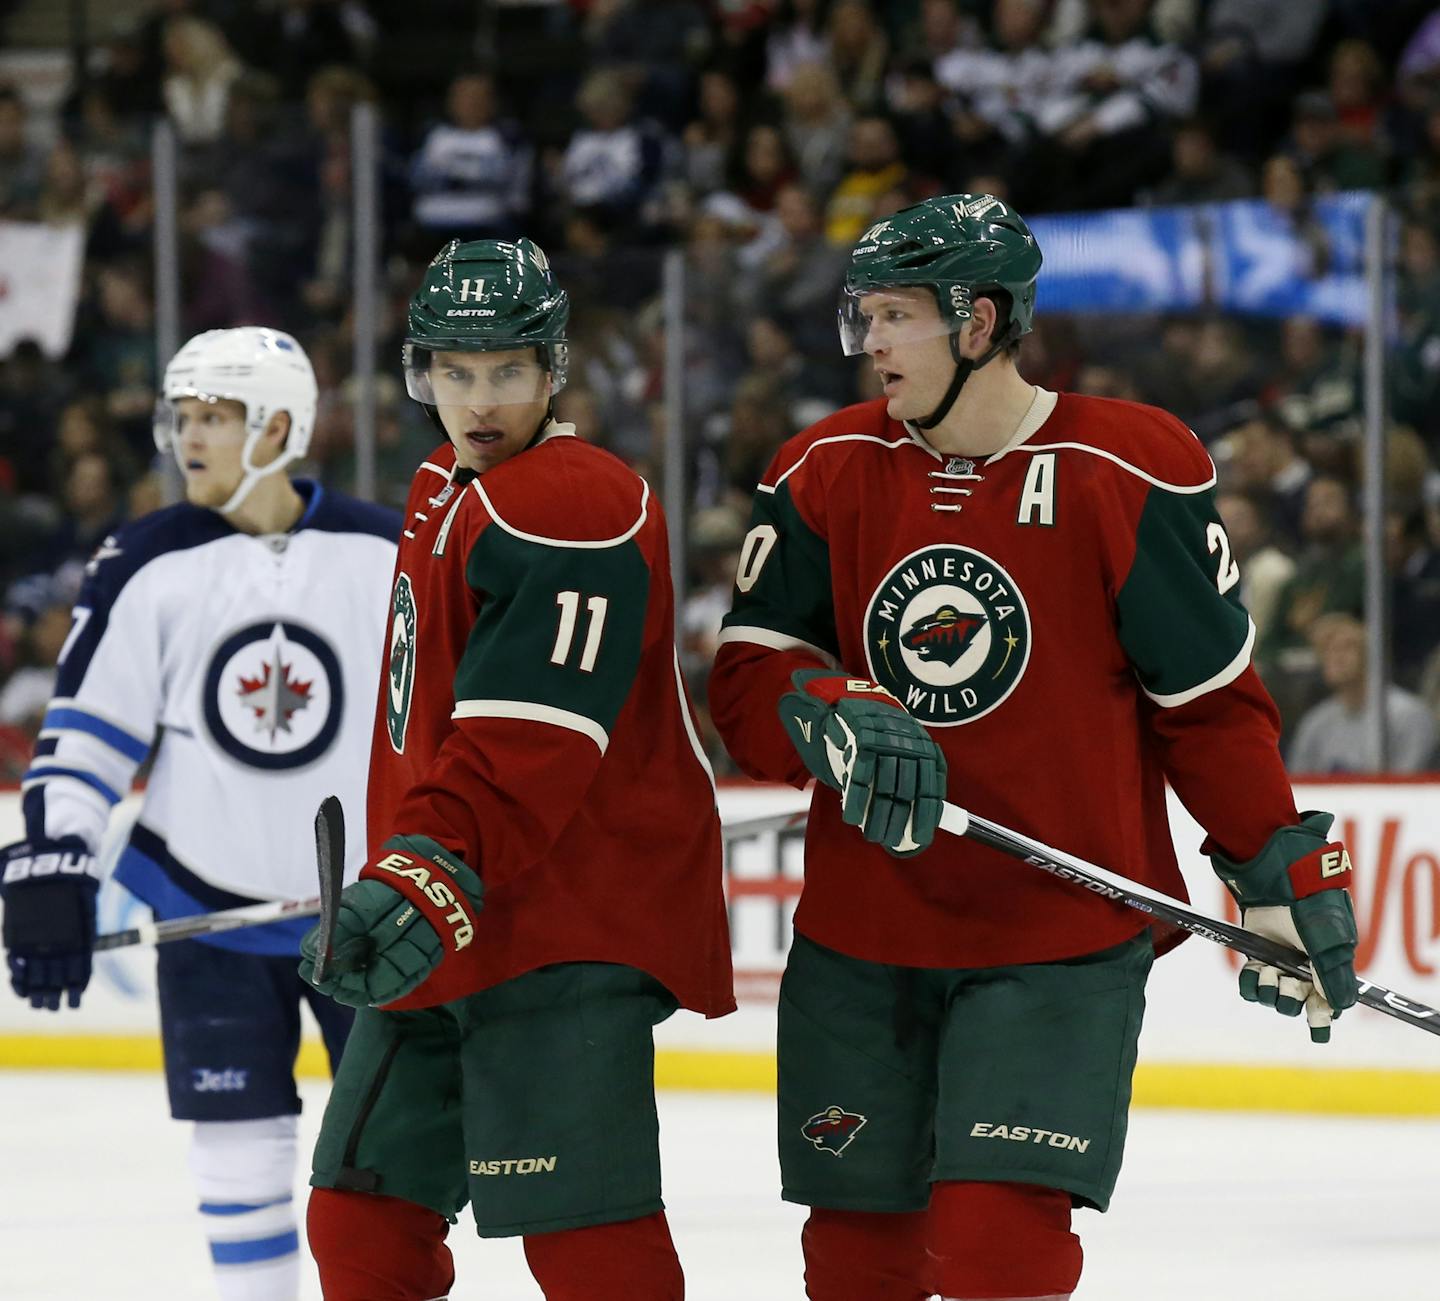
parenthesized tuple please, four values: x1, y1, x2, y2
(404, 238, 569, 411)
(838, 194, 1042, 357)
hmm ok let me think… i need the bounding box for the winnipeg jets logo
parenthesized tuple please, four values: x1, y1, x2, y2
(864, 545, 1030, 726)
(236, 647, 313, 741)
(203, 620, 344, 769)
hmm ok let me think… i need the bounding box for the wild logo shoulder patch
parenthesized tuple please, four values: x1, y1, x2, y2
(802, 1105, 868, 1156)
(864, 544, 1031, 726)
(387, 572, 417, 754)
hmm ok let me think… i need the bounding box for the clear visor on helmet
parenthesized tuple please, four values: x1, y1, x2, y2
(404, 346, 551, 410)
(152, 390, 245, 453)
(837, 283, 971, 357)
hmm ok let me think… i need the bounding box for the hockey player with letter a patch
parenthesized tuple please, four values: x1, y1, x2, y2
(300, 238, 734, 1301)
(709, 194, 1359, 1301)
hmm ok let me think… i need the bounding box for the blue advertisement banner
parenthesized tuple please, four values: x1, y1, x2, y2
(1030, 192, 1374, 326)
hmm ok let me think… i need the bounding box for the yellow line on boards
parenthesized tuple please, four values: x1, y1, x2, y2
(3, 1035, 1439, 1116)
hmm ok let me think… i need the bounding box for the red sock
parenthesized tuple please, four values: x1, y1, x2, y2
(523, 1211, 684, 1300)
(307, 1187, 455, 1300)
(926, 1181, 1082, 1300)
(801, 1206, 932, 1301)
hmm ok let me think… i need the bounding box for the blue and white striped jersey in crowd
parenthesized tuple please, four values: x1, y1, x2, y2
(21, 481, 400, 954)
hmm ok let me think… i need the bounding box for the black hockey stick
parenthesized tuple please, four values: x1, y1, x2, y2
(310, 795, 346, 984)
(938, 801, 1440, 1038)
(92, 806, 807, 952)
(94, 895, 320, 951)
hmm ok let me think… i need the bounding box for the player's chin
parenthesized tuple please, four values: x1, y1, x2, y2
(183, 476, 224, 508)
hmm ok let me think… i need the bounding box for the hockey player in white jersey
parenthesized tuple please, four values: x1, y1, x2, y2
(0, 327, 400, 1301)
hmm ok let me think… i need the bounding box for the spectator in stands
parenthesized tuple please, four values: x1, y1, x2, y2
(732, 123, 800, 213)
(1216, 488, 1296, 649)
(0, 84, 43, 219)
(682, 68, 745, 197)
(681, 502, 747, 672)
(1174, 316, 1266, 440)
(781, 61, 852, 196)
(826, 0, 889, 113)
(934, 0, 1054, 200)
(78, 262, 157, 452)
(1031, 0, 1198, 209)
(557, 69, 674, 234)
(894, 0, 978, 68)
(410, 71, 533, 242)
(300, 66, 382, 323)
(824, 114, 906, 246)
(723, 372, 794, 493)
(1223, 409, 1314, 549)
(1328, 39, 1391, 160)
(0, 599, 70, 742)
(1288, 613, 1438, 773)
(766, 0, 830, 94)
(162, 16, 246, 145)
(739, 181, 849, 363)
(1287, 90, 1387, 194)
(0, 342, 70, 497)
(1259, 475, 1366, 722)
(1390, 500, 1440, 688)
(29, 452, 126, 595)
(886, 59, 957, 189)
(1144, 118, 1254, 205)
(581, 0, 712, 128)
(1263, 316, 1362, 441)
(253, 0, 377, 94)
(1198, 0, 1326, 161)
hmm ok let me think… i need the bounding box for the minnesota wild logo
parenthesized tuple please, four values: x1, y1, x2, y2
(864, 545, 1030, 726)
(387, 572, 417, 754)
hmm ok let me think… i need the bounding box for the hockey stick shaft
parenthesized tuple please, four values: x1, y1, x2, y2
(310, 795, 346, 983)
(939, 801, 1440, 1037)
(94, 896, 320, 951)
(93, 806, 810, 951)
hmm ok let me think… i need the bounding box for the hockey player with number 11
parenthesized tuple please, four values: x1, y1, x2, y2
(0, 327, 400, 1300)
(710, 195, 1361, 1301)
(300, 238, 733, 1301)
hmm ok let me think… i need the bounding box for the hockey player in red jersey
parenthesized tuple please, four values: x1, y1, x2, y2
(300, 238, 734, 1301)
(709, 195, 1360, 1301)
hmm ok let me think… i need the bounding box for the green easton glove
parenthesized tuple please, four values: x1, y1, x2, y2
(299, 835, 483, 1008)
(1211, 812, 1359, 1044)
(778, 668, 946, 857)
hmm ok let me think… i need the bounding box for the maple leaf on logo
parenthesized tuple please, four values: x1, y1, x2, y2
(237, 645, 314, 742)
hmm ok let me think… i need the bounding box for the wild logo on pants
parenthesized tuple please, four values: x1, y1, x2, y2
(802, 1106, 867, 1156)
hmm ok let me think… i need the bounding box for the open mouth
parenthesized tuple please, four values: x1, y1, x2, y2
(184, 459, 206, 472)
(464, 429, 502, 451)
(878, 369, 904, 396)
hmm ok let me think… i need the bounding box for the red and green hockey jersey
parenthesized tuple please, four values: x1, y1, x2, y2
(710, 390, 1300, 969)
(365, 425, 734, 1015)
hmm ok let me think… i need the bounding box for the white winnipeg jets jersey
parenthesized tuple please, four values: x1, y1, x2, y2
(21, 482, 399, 953)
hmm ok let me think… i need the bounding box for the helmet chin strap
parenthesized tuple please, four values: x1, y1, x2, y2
(915, 324, 1018, 431)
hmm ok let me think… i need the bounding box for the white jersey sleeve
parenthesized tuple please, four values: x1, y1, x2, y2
(21, 483, 401, 954)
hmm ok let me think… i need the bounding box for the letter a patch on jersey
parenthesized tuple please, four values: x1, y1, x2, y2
(387, 572, 417, 754)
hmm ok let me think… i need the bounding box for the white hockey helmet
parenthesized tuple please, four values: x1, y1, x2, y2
(155, 327, 318, 514)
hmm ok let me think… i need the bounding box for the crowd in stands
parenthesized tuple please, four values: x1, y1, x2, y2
(2, 0, 1440, 777)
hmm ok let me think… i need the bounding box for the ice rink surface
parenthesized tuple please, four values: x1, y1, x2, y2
(2, 1071, 1437, 1300)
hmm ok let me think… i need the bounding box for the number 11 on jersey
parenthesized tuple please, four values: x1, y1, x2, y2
(551, 591, 609, 672)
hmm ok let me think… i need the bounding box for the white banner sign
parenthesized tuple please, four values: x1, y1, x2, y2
(0, 220, 85, 359)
